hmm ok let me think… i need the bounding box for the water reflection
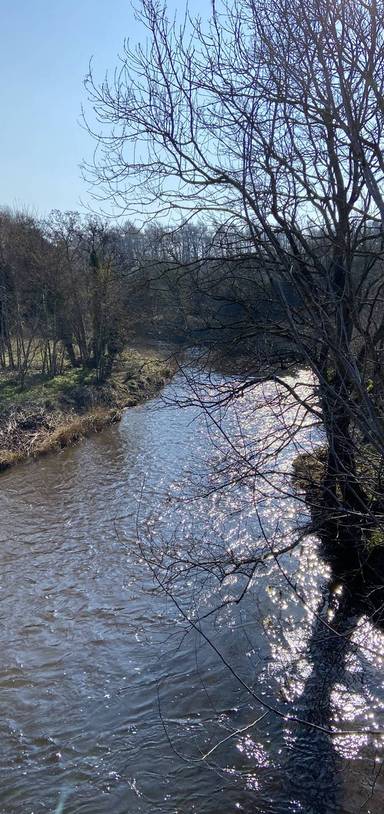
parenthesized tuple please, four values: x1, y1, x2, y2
(0, 369, 382, 812)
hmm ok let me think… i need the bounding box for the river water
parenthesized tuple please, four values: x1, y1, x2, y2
(0, 369, 383, 813)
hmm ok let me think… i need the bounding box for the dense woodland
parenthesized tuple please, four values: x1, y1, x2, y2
(0, 209, 297, 388)
(0, 209, 189, 385)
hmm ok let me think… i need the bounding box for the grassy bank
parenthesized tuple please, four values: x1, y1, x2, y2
(0, 348, 176, 472)
(293, 443, 384, 551)
(292, 443, 382, 502)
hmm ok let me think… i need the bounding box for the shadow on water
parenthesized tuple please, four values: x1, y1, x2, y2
(276, 587, 353, 814)
(272, 550, 384, 814)
(0, 369, 383, 813)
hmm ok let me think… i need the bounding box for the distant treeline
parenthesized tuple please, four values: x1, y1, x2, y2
(0, 209, 295, 384)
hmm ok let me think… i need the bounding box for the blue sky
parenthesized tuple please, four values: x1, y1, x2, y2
(0, 0, 206, 217)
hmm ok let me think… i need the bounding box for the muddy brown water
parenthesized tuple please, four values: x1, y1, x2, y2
(0, 369, 383, 813)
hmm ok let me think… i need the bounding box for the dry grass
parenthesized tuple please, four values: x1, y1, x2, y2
(0, 346, 176, 473)
(0, 408, 121, 471)
(33, 409, 121, 457)
(0, 449, 24, 471)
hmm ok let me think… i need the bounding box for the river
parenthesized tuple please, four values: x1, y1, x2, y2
(0, 368, 383, 813)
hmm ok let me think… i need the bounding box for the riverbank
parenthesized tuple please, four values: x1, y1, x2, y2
(293, 443, 384, 560)
(0, 348, 176, 472)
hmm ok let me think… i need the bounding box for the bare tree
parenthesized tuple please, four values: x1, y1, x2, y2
(77, 3, 384, 802)
(85, 0, 384, 570)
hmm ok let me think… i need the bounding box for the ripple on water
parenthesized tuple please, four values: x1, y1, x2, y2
(0, 370, 382, 813)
